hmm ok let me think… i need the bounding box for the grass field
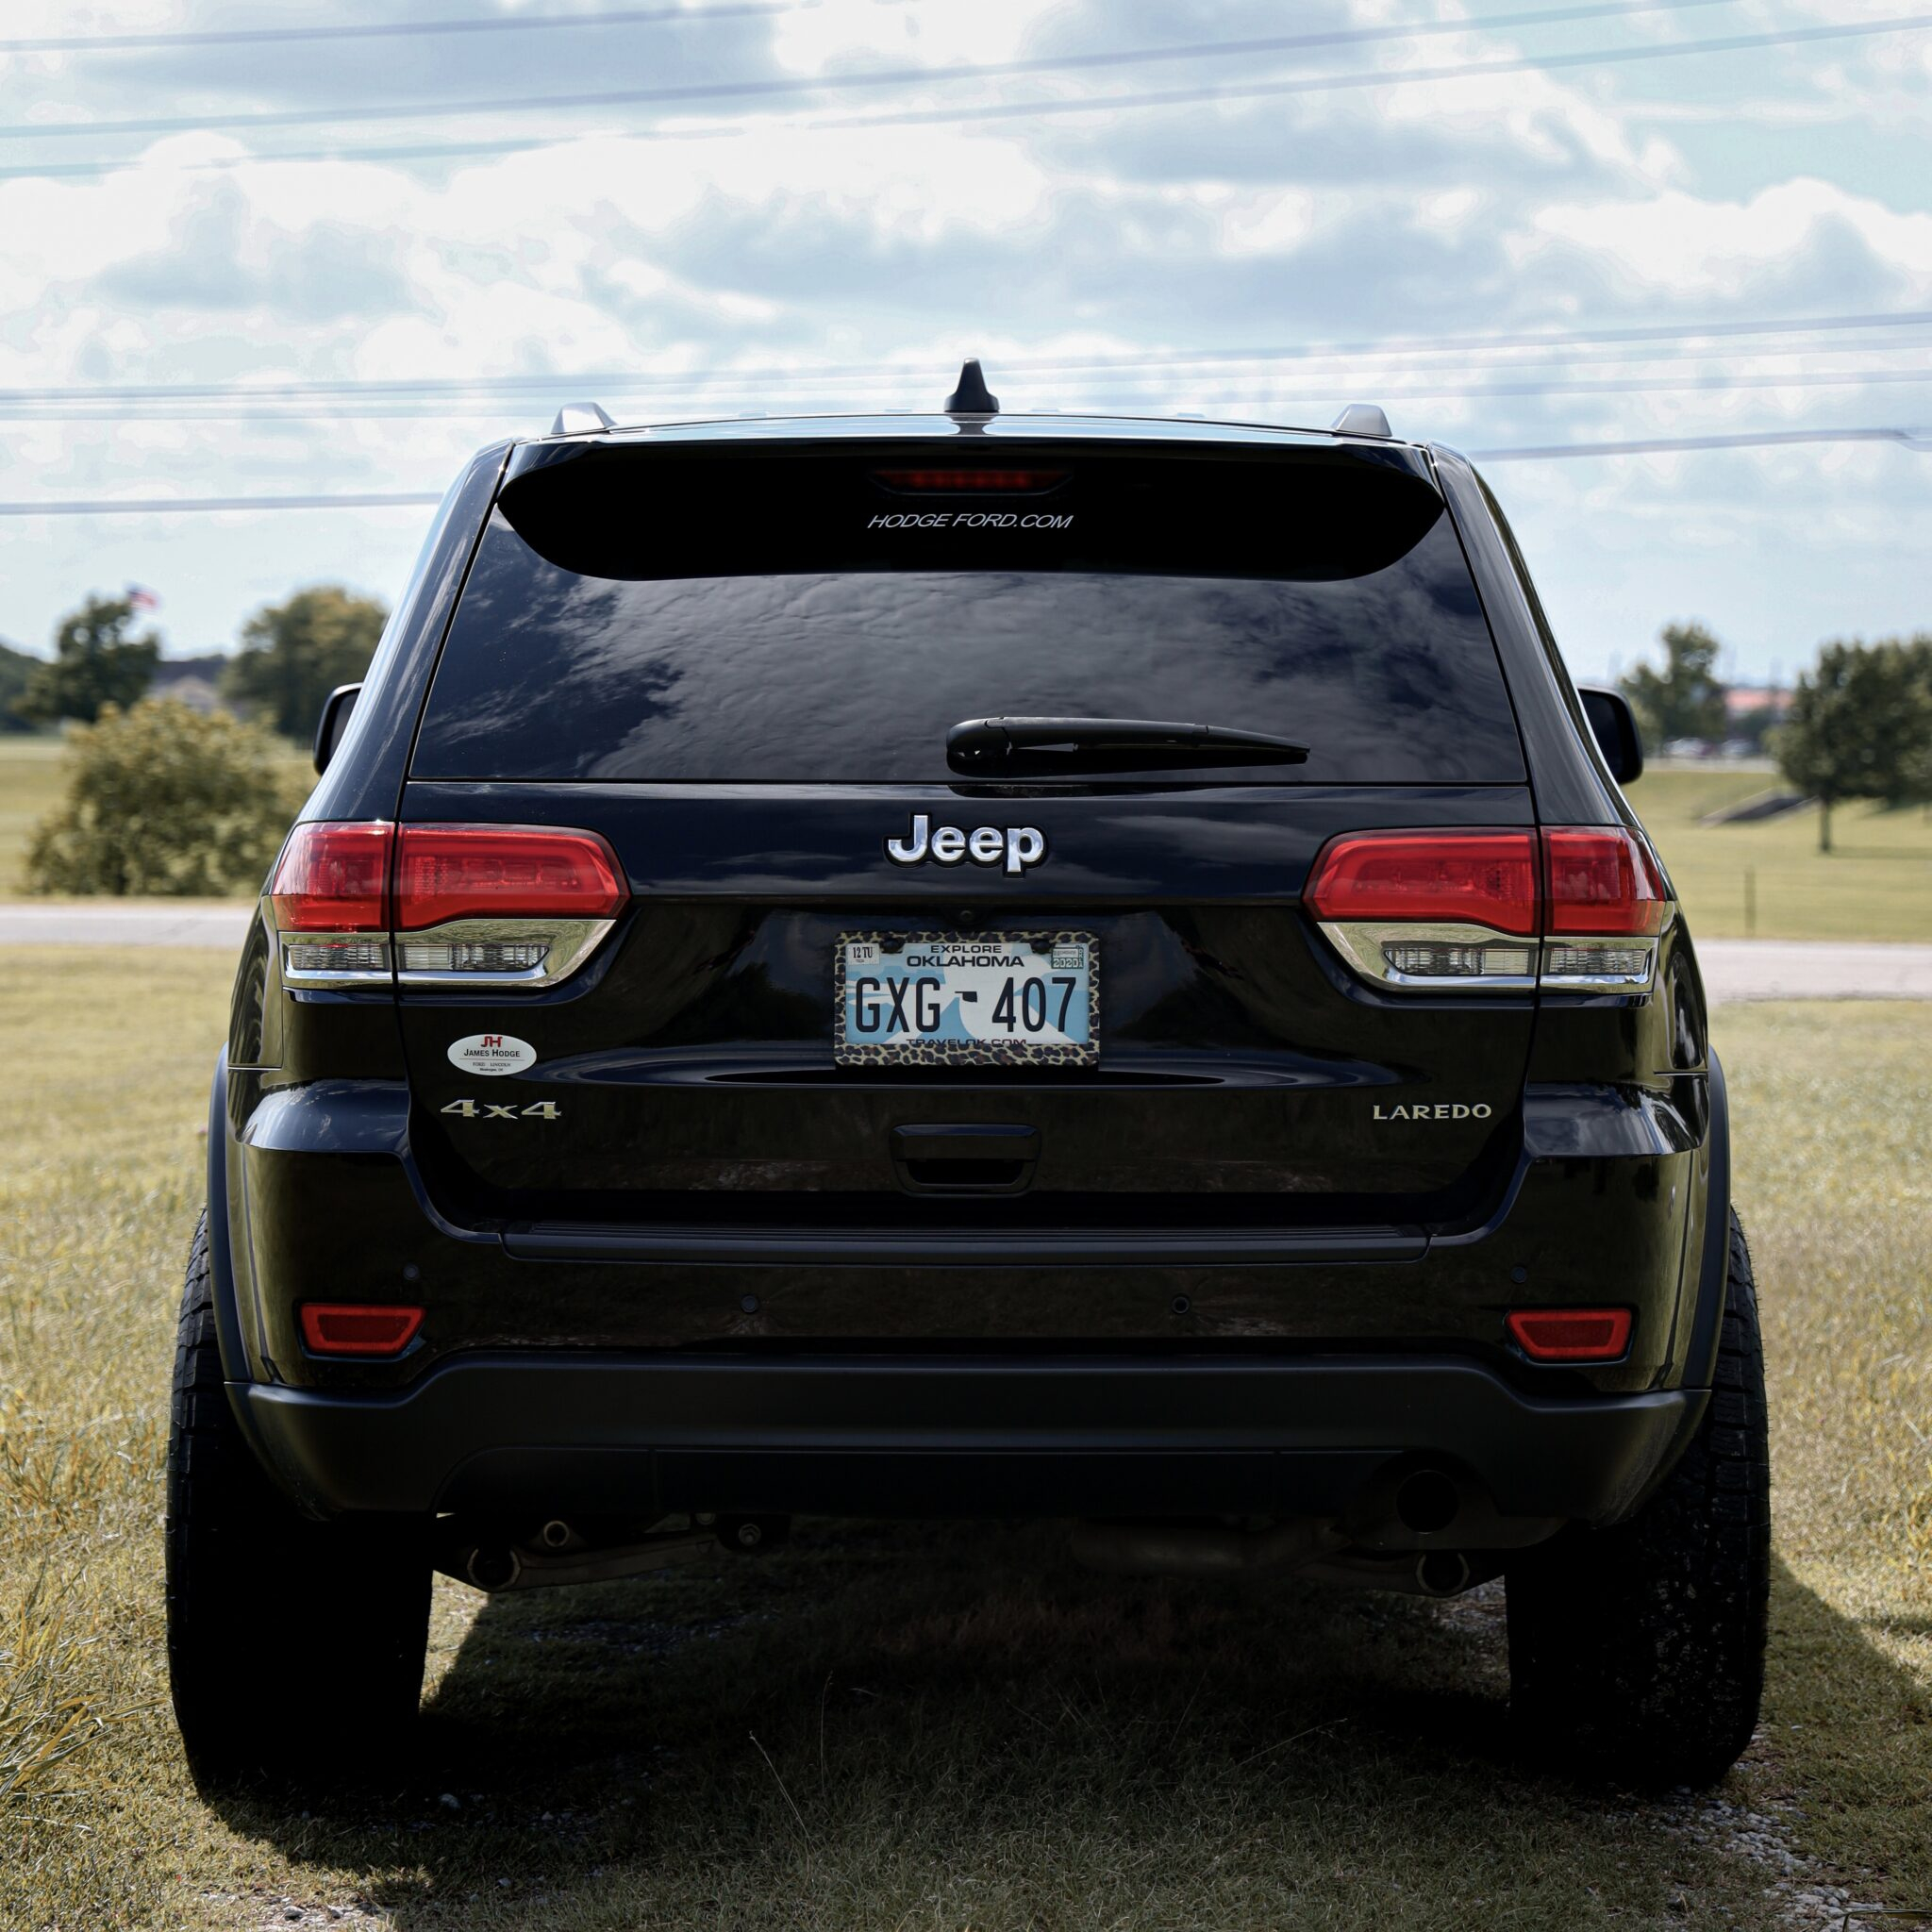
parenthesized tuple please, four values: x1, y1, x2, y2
(1623, 766, 1932, 942)
(5, 737, 1930, 941)
(2, 949, 1928, 1929)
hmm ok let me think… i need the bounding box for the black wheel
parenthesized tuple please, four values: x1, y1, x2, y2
(1507, 1209, 1770, 1788)
(166, 1209, 432, 1787)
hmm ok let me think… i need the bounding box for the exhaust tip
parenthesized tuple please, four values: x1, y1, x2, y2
(1395, 1469, 1461, 1535)
(466, 1545, 520, 1591)
(1415, 1550, 1473, 1598)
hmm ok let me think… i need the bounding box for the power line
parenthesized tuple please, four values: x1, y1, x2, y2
(794, 12, 1932, 133)
(6, 308, 1931, 408)
(0, 491, 445, 517)
(0, 3, 808, 57)
(10, 365, 1932, 426)
(3, 6, 1920, 181)
(0, 0, 1753, 144)
(1473, 426, 1931, 458)
(1, 426, 1925, 514)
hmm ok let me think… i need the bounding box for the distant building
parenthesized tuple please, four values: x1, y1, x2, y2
(1722, 685, 1791, 751)
(148, 654, 233, 716)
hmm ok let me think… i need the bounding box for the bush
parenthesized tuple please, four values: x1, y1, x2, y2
(25, 700, 304, 897)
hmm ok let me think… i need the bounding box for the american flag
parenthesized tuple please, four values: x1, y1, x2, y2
(125, 584, 158, 610)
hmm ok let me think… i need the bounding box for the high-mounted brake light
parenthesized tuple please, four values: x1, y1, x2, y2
(300, 1303, 425, 1357)
(272, 821, 627, 991)
(1307, 826, 1672, 994)
(874, 468, 1067, 492)
(1506, 1307, 1632, 1363)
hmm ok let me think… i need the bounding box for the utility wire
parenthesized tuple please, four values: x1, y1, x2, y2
(0, 0, 1756, 143)
(10, 365, 1932, 426)
(0, 427, 1925, 513)
(7, 308, 1931, 408)
(1474, 425, 1931, 457)
(5, 8, 1918, 180)
(0, 491, 446, 516)
(0, 2, 809, 57)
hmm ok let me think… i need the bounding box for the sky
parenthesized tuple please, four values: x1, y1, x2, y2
(1, 0, 1929, 689)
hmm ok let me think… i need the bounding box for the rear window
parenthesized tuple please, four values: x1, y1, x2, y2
(412, 445, 1524, 785)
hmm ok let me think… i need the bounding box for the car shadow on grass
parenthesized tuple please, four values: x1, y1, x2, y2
(198, 1526, 1888, 1931)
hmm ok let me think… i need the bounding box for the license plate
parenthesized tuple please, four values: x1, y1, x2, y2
(835, 931, 1098, 1067)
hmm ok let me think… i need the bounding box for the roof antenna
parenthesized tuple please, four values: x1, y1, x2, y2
(944, 358, 999, 418)
(1330, 403, 1391, 439)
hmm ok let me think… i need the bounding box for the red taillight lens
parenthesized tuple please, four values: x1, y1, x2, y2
(1506, 1307, 1632, 1362)
(1543, 827, 1669, 937)
(393, 824, 626, 930)
(269, 822, 393, 930)
(1304, 830, 1540, 937)
(299, 1303, 424, 1357)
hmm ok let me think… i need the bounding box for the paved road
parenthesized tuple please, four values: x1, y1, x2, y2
(0, 907, 1928, 1003)
(1694, 940, 1932, 1004)
(0, 902, 253, 948)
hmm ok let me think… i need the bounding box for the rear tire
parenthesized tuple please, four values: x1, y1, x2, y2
(166, 1209, 432, 1787)
(1507, 1209, 1770, 1788)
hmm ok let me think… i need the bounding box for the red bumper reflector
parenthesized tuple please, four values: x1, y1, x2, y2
(1506, 1307, 1632, 1362)
(300, 1304, 424, 1357)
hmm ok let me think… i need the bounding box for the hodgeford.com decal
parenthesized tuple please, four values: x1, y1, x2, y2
(866, 511, 1074, 530)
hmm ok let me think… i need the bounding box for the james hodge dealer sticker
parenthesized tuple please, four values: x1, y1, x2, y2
(447, 1033, 537, 1076)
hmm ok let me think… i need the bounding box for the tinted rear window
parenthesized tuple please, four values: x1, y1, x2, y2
(413, 446, 1524, 785)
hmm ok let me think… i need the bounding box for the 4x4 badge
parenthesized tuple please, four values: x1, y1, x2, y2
(885, 811, 1046, 876)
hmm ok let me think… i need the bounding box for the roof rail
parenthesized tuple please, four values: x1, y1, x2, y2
(1331, 403, 1392, 439)
(551, 400, 615, 436)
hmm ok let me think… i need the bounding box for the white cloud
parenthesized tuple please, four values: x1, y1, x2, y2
(1517, 178, 1932, 296)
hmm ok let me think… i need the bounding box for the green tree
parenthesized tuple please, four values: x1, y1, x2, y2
(26, 699, 304, 896)
(0, 638, 40, 731)
(16, 595, 160, 724)
(1774, 639, 1932, 853)
(1619, 622, 1728, 746)
(221, 585, 387, 741)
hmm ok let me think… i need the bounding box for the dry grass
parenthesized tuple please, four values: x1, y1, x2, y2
(0, 946, 1927, 1929)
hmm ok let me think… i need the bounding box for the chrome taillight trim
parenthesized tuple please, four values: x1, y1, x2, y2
(1537, 924, 1670, 993)
(280, 931, 392, 988)
(394, 916, 616, 989)
(1319, 909, 1674, 995)
(1319, 920, 1539, 992)
(282, 917, 618, 990)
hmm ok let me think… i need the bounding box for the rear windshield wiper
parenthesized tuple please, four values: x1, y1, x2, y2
(947, 715, 1310, 775)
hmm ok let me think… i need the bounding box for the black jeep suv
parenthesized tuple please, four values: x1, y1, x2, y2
(167, 369, 1768, 1789)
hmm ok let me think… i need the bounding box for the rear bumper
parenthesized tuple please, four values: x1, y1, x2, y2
(238, 1350, 1702, 1532)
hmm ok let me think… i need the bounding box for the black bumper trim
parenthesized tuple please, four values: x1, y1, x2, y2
(504, 1224, 1427, 1267)
(240, 1351, 1699, 1526)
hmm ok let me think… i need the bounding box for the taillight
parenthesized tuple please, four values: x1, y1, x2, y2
(1506, 1307, 1632, 1362)
(1541, 827, 1670, 988)
(300, 1303, 424, 1357)
(1306, 826, 1672, 994)
(270, 822, 395, 983)
(271, 821, 626, 990)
